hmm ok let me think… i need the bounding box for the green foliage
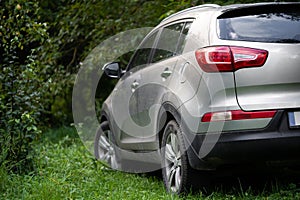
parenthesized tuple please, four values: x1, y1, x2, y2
(0, 0, 48, 173)
(38, 0, 183, 124)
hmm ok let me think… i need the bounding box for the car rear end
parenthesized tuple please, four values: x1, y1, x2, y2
(182, 3, 300, 170)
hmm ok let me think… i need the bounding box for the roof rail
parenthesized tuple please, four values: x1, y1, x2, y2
(161, 4, 220, 23)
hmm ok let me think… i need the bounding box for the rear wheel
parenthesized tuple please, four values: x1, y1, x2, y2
(94, 121, 119, 170)
(161, 120, 209, 194)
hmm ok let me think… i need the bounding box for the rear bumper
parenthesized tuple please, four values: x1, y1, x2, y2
(185, 110, 300, 170)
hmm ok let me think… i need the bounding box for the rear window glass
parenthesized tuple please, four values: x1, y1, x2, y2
(218, 4, 300, 43)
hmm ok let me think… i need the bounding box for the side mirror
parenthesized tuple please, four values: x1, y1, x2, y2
(102, 62, 123, 78)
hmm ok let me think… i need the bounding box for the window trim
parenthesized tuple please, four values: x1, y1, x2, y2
(126, 29, 160, 71)
(149, 18, 194, 64)
(125, 18, 195, 71)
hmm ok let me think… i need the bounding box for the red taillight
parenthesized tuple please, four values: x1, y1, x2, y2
(201, 110, 276, 122)
(195, 46, 268, 72)
(231, 47, 268, 70)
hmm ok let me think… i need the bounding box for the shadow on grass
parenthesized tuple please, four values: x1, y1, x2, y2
(144, 164, 300, 197)
(206, 165, 300, 197)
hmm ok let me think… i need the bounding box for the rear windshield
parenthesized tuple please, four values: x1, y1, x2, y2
(218, 4, 300, 43)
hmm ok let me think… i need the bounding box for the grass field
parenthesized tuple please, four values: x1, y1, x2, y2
(1, 127, 300, 199)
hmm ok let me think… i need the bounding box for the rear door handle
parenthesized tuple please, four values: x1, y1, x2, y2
(131, 81, 139, 91)
(161, 68, 172, 79)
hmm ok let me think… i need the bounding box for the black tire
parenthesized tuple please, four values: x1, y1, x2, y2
(161, 120, 209, 194)
(94, 121, 119, 170)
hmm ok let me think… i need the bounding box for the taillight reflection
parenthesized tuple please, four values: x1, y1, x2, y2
(201, 110, 277, 122)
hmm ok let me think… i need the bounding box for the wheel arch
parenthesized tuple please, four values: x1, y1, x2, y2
(157, 102, 182, 148)
(157, 102, 213, 170)
(99, 113, 108, 124)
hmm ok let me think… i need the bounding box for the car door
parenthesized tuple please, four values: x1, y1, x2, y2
(111, 30, 160, 150)
(135, 21, 190, 149)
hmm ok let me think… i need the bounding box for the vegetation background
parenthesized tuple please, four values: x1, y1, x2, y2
(1, 0, 300, 199)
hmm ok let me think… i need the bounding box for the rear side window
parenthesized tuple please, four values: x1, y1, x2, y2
(218, 4, 300, 43)
(151, 22, 185, 63)
(151, 21, 193, 63)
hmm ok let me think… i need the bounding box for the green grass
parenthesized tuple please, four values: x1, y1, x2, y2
(1, 127, 300, 199)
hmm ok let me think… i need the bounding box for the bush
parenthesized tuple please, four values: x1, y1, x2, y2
(0, 0, 48, 173)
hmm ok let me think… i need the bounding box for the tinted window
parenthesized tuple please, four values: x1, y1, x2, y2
(128, 30, 158, 70)
(218, 5, 300, 43)
(151, 22, 184, 63)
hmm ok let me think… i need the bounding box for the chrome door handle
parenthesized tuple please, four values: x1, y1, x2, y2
(131, 81, 139, 90)
(161, 68, 172, 78)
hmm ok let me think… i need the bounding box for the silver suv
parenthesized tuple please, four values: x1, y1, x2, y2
(95, 2, 300, 194)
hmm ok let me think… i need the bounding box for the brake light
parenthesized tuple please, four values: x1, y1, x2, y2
(195, 46, 268, 72)
(201, 110, 276, 122)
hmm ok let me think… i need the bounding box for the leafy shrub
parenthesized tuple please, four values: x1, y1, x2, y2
(0, 0, 48, 173)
